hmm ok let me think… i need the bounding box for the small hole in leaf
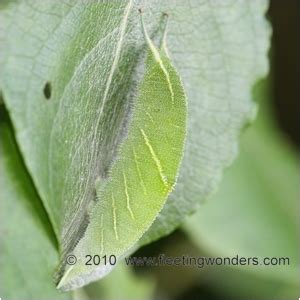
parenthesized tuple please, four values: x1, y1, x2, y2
(43, 82, 52, 99)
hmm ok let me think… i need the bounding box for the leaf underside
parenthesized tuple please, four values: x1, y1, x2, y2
(0, 0, 270, 292)
(0, 108, 71, 300)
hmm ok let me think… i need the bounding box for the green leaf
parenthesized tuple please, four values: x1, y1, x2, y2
(0, 0, 270, 290)
(84, 263, 154, 300)
(184, 79, 299, 286)
(56, 21, 187, 290)
(0, 107, 71, 300)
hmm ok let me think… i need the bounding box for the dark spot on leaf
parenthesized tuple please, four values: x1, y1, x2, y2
(43, 82, 52, 99)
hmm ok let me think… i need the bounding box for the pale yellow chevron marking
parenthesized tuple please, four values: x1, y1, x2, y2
(133, 148, 147, 195)
(140, 11, 174, 104)
(123, 172, 135, 219)
(57, 265, 75, 289)
(111, 193, 118, 240)
(140, 128, 168, 188)
(145, 110, 155, 123)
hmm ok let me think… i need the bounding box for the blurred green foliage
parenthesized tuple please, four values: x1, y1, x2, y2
(183, 78, 299, 299)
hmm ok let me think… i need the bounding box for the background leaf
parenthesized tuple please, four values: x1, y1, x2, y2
(184, 78, 299, 295)
(84, 263, 154, 300)
(0, 107, 71, 300)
